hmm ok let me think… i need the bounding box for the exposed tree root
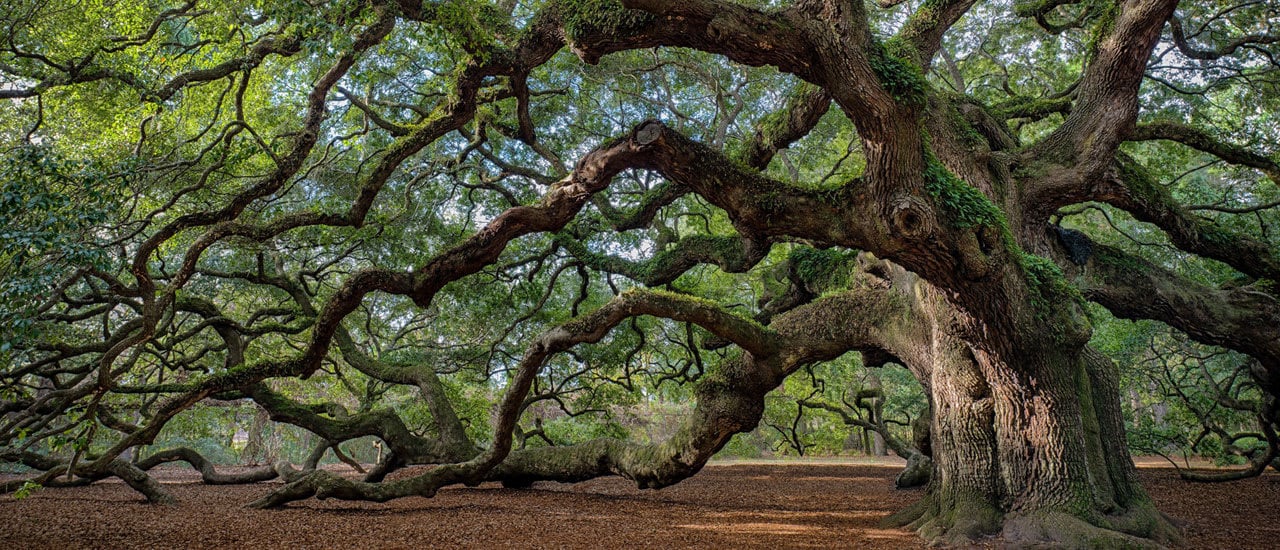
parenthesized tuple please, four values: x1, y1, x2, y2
(886, 491, 1183, 549)
(1000, 509, 1178, 550)
(884, 490, 1001, 546)
(894, 453, 933, 489)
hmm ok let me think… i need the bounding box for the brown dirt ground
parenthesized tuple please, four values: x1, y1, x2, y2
(1, 460, 1276, 549)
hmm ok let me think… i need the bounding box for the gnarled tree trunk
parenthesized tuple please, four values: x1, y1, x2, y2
(879, 271, 1181, 547)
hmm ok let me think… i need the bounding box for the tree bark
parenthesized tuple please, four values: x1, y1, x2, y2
(886, 299, 1183, 547)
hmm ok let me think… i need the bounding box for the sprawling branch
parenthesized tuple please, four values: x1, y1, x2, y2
(248, 288, 790, 507)
(558, 233, 769, 287)
(247, 384, 466, 465)
(609, 0, 820, 76)
(1024, 150, 1280, 284)
(479, 282, 913, 491)
(1100, 157, 1280, 282)
(1130, 121, 1280, 184)
(1060, 236, 1280, 394)
(135, 447, 286, 485)
(1168, 14, 1280, 61)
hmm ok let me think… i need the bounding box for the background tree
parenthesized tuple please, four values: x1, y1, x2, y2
(2, 0, 1278, 547)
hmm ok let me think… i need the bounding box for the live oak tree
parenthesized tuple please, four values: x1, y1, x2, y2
(2, 0, 1279, 547)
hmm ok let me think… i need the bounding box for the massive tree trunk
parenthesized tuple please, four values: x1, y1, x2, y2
(844, 256, 1181, 546)
(896, 341, 1182, 547)
(887, 220, 1185, 546)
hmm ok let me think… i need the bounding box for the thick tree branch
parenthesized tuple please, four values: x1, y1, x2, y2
(896, 0, 980, 69)
(1130, 121, 1280, 184)
(1100, 156, 1280, 282)
(136, 447, 285, 485)
(1029, 0, 1178, 180)
(740, 83, 832, 170)
(1061, 238, 1280, 394)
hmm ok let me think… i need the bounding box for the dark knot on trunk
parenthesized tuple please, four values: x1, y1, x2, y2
(889, 194, 935, 240)
(634, 120, 665, 146)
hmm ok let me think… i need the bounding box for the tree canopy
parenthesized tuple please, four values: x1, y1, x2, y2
(2, 0, 1278, 547)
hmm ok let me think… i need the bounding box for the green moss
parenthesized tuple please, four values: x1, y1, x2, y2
(1086, 0, 1120, 55)
(920, 150, 1083, 322)
(869, 38, 927, 106)
(923, 153, 1003, 229)
(896, 0, 946, 57)
(1016, 250, 1085, 326)
(942, 97, 985, 147)
(919, 142, 1085, 329)
(557, 0, 655, 42)
(751, 84, 822, 148)
(1114, 156, 1166, 203)
(790, 247, 857, 293)
(1257, 278, 1279, 296)
(638, 287, 770, 332)
(992, 96, 1072, 121)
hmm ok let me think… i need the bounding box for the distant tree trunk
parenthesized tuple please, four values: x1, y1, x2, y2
(242, 408, 270, 466)
(866, 372, 887, 457)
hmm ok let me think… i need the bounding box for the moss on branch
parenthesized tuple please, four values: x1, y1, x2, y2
(556, 0, 655, 42)
(992, 96, 1073, 121)
(789, 247, 858, 294)
(870, 38, 928, 106)
(923, 153, 1003, 229)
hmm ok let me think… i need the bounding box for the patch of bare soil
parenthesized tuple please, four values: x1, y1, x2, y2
(1, 462, 1275, 549)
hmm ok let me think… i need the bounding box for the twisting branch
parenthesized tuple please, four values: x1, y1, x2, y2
(1054, 235, 1280, 395)
(1168, 14, 1280, 61)
(557, 233, 770, 287)
(247, 288, 786, 507)
(135, 447, 287, 485)
(1130, 121, 1280, 185)
(740, 83, 832, 170)
(1099, 156, 1280, 282)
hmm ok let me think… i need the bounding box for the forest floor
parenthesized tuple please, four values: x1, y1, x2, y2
(2, 459, 1277, 549)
